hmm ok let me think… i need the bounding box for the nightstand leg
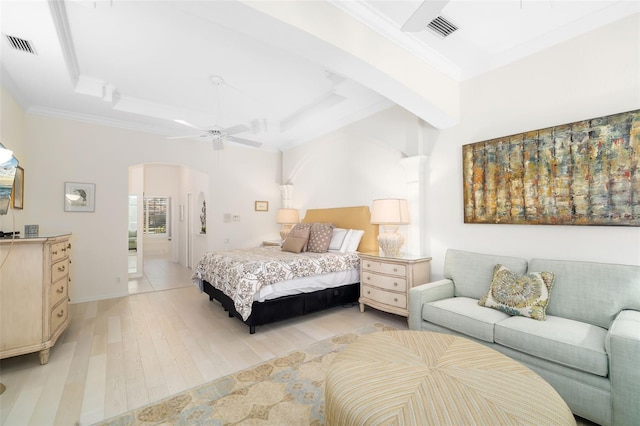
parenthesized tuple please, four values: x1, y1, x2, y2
(359, 303, 365, 313)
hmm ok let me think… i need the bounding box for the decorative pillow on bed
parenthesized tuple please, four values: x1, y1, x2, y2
(281, 236, 307, 253)
(478, 264, 555, 321)
(307, 223, 335, 253)
(340, 229, 365, 252)
(288, 223, 312, 252)
(328, 228, 349, 251)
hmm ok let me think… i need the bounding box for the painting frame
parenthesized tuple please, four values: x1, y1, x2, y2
(64, 182, 96, 212)
(254, 200, 268, 212)
(463, 109, 640, 226)
(11, 166, 23, 209)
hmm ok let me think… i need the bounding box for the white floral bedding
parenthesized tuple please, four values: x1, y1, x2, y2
(192, 246, 360, 320)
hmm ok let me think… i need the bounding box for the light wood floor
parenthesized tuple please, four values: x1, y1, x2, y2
(0, 260, 408, 426)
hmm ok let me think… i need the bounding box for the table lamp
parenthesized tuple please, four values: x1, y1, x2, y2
(370, 198, 409, 257)
(276, 208, 299, 240)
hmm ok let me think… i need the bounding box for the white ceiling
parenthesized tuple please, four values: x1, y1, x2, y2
(1, 0, 638, 151)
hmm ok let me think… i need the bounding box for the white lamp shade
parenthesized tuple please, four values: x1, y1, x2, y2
(276, 208, 299, 224)
(370, 199, 410, 225)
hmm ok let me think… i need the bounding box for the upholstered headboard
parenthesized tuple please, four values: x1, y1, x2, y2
(301, 206, 378, 253)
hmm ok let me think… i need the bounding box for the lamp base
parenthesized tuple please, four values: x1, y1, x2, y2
(377, 226, 404, 257)
(280, 224, 293, 241)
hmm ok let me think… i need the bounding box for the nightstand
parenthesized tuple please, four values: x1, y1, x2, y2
(359, 252, 431, 317)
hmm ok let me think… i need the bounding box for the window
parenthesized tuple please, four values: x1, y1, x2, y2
(143, 196, 169, 235)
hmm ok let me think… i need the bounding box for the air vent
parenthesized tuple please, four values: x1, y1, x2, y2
(4, 34, 36, 54)
(427, 16, 458, 38)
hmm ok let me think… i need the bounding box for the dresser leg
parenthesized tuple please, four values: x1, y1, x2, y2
(359, 303, 365, 313)
(39, 349, 50, 365)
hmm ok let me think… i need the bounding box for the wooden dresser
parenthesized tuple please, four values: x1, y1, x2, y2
(0, 234, 72, 364)
(359, 252, 431, 317)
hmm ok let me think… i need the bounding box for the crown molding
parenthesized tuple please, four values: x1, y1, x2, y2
(26, 105, 170, 136)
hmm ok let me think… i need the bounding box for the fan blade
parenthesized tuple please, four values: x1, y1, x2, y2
(228, 136, 262, 148)
(401, 0, 449, 32)
(224, 124, 251, 135)
(167, 133, 206, 139)
(174, 119, 207, 131)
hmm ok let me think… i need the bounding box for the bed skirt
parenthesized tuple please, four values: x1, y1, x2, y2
(202, 280, 360, 334)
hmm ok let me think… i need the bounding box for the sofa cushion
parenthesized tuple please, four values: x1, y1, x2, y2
(529, 259, 640, 329)
(478, 264, 555, 321)
(495, 315, 609, 377)
(423, 297, 510, 343)
(444, 249, 528, 299)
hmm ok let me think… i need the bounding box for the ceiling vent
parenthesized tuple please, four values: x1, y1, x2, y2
(4, 34, 36, 54)
(427, 16, 458, 38)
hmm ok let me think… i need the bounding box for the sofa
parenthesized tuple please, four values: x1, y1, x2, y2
(408, 249, 640, 426)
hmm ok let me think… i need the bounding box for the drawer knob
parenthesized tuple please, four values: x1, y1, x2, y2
(367, 290, 370, 295)
(53, 250, 58, 255)
(394, 282, 398, 286)
(57, 310, 64, 318)
(367, 276, 370, 280)
(57, 286, 64, 294)
(393, 268, 398, 272)
(394, 298, 398, 302)
(58, 265, 65, 272)
(67, 243, 72, 249)
(367, 263, 371, 267)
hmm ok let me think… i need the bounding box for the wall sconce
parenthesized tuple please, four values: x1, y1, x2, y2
(276, 208, 300, 240)
(370, 198, 410, 257)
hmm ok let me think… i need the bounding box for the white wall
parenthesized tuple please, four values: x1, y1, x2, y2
(4, 110, 280, 302)
(283, 107, 412, 211)
(427, 13, 640, 279)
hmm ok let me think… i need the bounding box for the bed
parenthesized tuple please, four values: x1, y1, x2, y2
(192, 206, 379, 333)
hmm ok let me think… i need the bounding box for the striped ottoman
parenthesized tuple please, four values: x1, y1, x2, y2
(325, 330, 575, 425)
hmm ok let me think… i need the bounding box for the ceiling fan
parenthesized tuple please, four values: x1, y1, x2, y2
(169, 119, 262, 150)
(169, 75, 262, 150)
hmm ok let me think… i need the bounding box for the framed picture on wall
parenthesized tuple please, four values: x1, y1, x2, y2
(255, 200, 268, 212)
(64, 182, 96, 212)
(11, 166, 23, 209)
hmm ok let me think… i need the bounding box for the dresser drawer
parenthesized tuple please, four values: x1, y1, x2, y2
(50, 279, 68, 308)
(361, 285, 407, 309)
(51, 242, 67, 263)
(50, 300, 68, 335)
(51, 259, 69, 284)
(361, 271, 407, 292)
(361, 260, 406, 276)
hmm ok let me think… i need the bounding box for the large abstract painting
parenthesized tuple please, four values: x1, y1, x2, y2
(463, 109, 640, 226)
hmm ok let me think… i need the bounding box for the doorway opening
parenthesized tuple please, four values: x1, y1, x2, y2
(127, 163, 208, 294)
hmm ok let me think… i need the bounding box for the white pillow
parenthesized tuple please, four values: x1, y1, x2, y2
(328, 228, 349, 251)
(340, 229, 365, 253)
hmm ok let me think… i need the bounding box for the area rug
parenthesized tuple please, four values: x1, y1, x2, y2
(95, 322, 395, 426)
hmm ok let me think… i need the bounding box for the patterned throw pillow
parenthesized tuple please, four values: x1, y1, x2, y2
(478, 264, 555, 321)
(307, 223, 335, 253)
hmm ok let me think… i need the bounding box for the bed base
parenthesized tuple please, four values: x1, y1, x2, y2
(202, 280, 359, 334)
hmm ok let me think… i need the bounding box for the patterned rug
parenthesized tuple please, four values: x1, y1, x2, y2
(95, 322, 395, 426)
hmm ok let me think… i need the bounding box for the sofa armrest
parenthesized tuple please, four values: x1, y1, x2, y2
(408, 279, 454, 330)
(607, 309, 640, 425)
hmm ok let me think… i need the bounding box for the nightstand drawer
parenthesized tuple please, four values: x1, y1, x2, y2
(361, 285, 407, 309)
(51, 259, 69, 284)
(362, 271, 407, 292)
(361, 260, 407, 276)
